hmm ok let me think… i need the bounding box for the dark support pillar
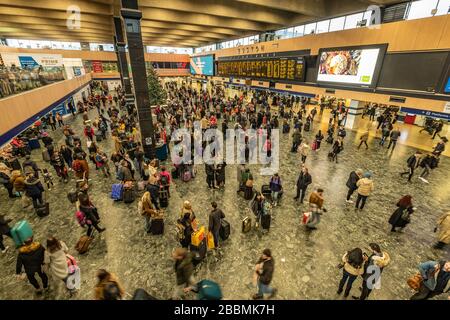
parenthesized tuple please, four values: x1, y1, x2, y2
(121, 0, 155, 159)
(113, 17, 132, 96)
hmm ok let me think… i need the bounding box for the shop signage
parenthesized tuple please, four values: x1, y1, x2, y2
(92, 60, 103, 73)
(444, 102, 450, 114)
(237, 44, 266, 55)
(400, 107, 450, 120)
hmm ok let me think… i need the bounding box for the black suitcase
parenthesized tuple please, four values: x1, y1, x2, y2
(261, 184, 271, 199)
(36, 203, 50, 217)
(150, 218, 164, 235)
(171, 168, 179, 179)
(190, 238, 207, 266)
(123, 188, 135, 203)
(219, 219, 230, 240)
(96, 134, 103, 142)
(159, 190, 169, 208)
(261, 214, 271, 230)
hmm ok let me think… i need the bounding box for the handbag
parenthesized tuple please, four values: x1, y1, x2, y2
(400, 209, 410, 221)
(407, 273, 423, 291)
(207, 231, 215, 250)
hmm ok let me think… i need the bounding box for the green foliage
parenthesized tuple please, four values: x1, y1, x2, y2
(147, 65, 167, 106)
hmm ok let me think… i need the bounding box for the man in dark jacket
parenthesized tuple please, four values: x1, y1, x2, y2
(24, 173, 45, 208)
(400, 151, 422, 182)
(387, 128, 401, 151)
(410, 260, 450, 300)
(0, 214, 12, 253)
(16, 238, 48, 294)
(22, 155, 40, 178)
(208, 202, 225, 248)
(253, 248, 276, 300)
(291, 129, 302, 152)
(345, 169, 363, 203)
(205, 163, 216, 189)
(294, 166, 312, 203)
(172, 248, 196, 299)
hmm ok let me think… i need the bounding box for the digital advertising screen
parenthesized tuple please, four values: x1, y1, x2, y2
(217, 56, 305, 82)
(316, 44, 387, 88)
(190, 55, 214, 76)
(444, 76, 450, 93)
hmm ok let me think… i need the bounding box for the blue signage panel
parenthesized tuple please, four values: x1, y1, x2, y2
(400, 107, 450, 120)
(18, 56, 39, 68)
(190, 55, 214, 76)
(444, 77, 450, 93)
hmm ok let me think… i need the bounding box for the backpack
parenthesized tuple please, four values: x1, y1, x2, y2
(175, 219, 186, 241)
(75, 211, 89, 227)
(160, 174, 169, 186)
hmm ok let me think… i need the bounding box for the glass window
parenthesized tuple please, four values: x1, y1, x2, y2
(293, 25, 304, 37)
(329, 16, 345, 32)
(304, 23, 316, 35)
(316, 20, 330, 33)
(286, 27, 295, 38)
(275, 28, 287, 39)
(436, 0, 450, 15)
(406, 0, 438, 20)
(344, 12, 364, 29)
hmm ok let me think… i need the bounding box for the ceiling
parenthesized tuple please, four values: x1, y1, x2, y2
(0, 0, 403, 48)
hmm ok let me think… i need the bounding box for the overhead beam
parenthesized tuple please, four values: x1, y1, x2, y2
(0, 0, 112, 15)
(140, 27, 228, 40)
(141, 20, 243, 36)
(139, 0, 298, 25)
(0, 22, 111, 35)
(234, 0, 327, 17)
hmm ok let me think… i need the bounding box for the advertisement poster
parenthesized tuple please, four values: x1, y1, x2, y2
(0, 53, 63, 68)
(92, 60, 103, 73)
(317, 48, 380, 86)
(190, 55, 214, 76)
(444, 77, 450, 93)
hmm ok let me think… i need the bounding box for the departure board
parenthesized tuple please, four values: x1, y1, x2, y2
(217, 56, 305, 81)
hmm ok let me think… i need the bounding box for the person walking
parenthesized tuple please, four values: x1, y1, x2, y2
(387, 127, 401, 151)
(291, 128, 302, 152)
(208, 202, 225, 248)
(355, 172, 374, 210)
(242, 168, 254, 200)
(172, 248, 196, 300)
(314, 130, 324, 151)
(433, 211, 450, 250)
(400, 151, 422, 182)
(60, 145, 73, 170)
(50, 147, 69, 183)
(24, 172, 45, 209)
(0, 214, 13, 253)
(345, 169, 363, 203)
(78, 193, 106, 236)
(410, 260, 450, 300)
(294, 166, 312, 204)
(44, 237, 69, 285)
(389, 195, 415, 232)
(353, 243, 390, 300)
(16, 237, 49, 295)
(299, 140, 310, 163)
(379, 126, 390, 146)
(252, 249, 276, 300)
(330, 138, 344, 163)
(337, 248, 366, 298)
(94, 269, 125, 300)
(269, 173, 282, 206)
(358, 129, 369, 150)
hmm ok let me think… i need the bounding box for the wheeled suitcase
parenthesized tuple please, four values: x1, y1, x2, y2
(159, 190, 169, 208)
(11, 220, 33, 247)
(150, 218, 164, 235)
(197, 280, 223, 300)
(42, 148, 51, 162)
(123, 188, 135, 203)
(35, 203, 50, 217)
(190, 238, 207, 266)
(95, 134, 103, 142)
(242, 216, 252, 233)
(111, 183, 123, 201)
(261, 213, 271, 230)
(28, 138, 41, 150)
(261, 184, 271, 199)
(219, 219, 230, 240)
(75, 235, 93, 254)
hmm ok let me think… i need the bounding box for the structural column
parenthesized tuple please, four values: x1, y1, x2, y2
(113, 16, 132, 96)
(120, 0, 156, 158)
(344, 100, 365, 130)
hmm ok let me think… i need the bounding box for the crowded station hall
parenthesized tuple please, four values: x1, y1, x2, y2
(0, 0, 449, 303)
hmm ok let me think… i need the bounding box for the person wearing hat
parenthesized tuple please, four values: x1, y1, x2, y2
(345, 169, 363, 204)
(355, 172, 374, 210)
(253, 249, 276, 300)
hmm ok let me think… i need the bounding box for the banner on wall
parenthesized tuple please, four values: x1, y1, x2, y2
(92, 61, 103, 73)
(401, 107, 450, 121)
(0, 53, 63, 67)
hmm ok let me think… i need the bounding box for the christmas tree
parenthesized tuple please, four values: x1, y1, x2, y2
(146, 65, 167, 106)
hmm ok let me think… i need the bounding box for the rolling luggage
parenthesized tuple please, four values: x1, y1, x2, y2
(190, 238, 207, 266)
(197, 280, 223, 300)
(123, 188, 135, 204)
(35, 203, 50, 217)
(42, 149, 51, 162)
(9, 158, 22, 171)
(28, 138, 41, 150)
(242, 216, 252, 233)
(261, 184, 271, 199)
(159, 190, 169, 208)
(111, 183, 123, 201)
(75, 235, 93, 254)
(95, 133, 103, 142)
(261, 213, 271, 230)
(11, 220, 33, 247)
(150, 217, 164, 235)
(219, 219, 230, 240)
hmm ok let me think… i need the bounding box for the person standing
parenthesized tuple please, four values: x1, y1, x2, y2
(172, 248, 196, 300)
(400, 151, 422, 182)
(208, 202, 225, 248)
(330, 138, 344, 163)
(205, 163, 216, 189)
(44, 237, 69, 285)
(388, 195, 415, 232)
(433, 211, 450, 250)
(56, 112, 64, 127)
(269, 173, 282, 206)
(387, 128, 401, 151)
(16, 237, 49, 295)
(355, 172, 374, 210)
(314, 130, 324, 151)
(337, 248, 366, 298)
(48, 113, 57, 131)
(0, 163, 16, 198)
(432, 137, 447, 156)
(24, 172, 45, 209)
(60, 145, 73, 170)
(294, 166, 312, 204)
(410, 260, 450, 300)
(353, 243, 390, 300)
(432, 121, 443, 139)
(345, 169, 363, 204)
(242, 168, 254, 200)
(0, 214, 12, 253)
(253, 249, 276, 300)
(299, 140, 310, 163)
(291, 128, 302, 153)
(78, 193, 106, 236)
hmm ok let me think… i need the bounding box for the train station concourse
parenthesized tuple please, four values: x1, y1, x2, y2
(0, 0, 449, 308)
